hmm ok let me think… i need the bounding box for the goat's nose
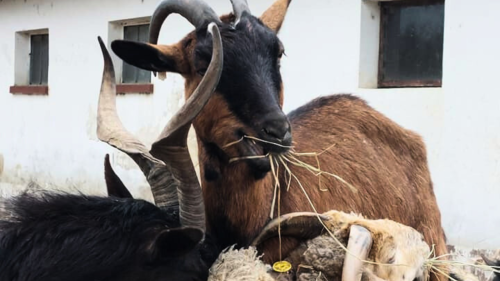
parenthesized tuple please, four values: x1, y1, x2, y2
(262, 117, 292, 145)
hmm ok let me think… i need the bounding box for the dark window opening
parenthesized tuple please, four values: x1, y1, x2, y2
(378, 0, 445, 88)
(122, 24, 151, 84)
(29, 34, 49, 85)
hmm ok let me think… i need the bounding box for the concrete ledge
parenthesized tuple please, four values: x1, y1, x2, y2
(9, 85, 49, 95)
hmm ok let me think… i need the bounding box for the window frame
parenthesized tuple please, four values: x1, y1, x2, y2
(377, 0, 445, 88)
(10, 28, 49, 95)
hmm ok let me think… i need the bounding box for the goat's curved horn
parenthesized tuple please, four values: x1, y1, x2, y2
(97, 24, 223, 232)
(230, 0, 251, 24)
(342, 225, 373, 281)
(251, 212, 330, 246)
(149, 0, 221, 46)
(150, 22, 223, 231)
(97, 36, 179, 211)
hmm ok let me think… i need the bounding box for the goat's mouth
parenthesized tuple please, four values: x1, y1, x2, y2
(235, 130, 291, 156)
(258, 136, 292, 154)
(229, 130, 292, 179)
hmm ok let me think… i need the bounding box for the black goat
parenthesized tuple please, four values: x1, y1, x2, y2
(0, 192, 218, 281)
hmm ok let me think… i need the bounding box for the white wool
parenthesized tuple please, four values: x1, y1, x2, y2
(208, 246, 274, 281)
(321, 210, 431, 281)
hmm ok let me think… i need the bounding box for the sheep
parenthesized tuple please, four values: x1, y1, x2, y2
(249, 210, 431, 281)
(206, 209, 439, 281)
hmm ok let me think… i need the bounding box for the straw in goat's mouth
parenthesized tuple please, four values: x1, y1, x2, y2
(224, 135, 357, 195)
(224, 135, 357, 220)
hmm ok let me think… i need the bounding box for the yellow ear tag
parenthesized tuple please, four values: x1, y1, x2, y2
(273, 261, 292, 273)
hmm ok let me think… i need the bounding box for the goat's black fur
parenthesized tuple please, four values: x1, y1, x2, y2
(0, 192, 219, 281)
(195, 16, 284, 131)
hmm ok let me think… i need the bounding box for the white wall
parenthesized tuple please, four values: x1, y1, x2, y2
(0, 0, 217, 200)
(0, 0, 499, 250)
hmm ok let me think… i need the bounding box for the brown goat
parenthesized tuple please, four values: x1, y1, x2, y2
(111, 0, 447, 280)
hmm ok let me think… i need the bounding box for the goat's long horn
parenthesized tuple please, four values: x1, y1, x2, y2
(149, 0, 221, 46)
(230, 0, 251, 24)
(150, 22, 223, 231)
(251, 212, 330, 246)
(97, 36, 179, 211)
(342, 225, 373, 281)
(97, 23, 223, 232)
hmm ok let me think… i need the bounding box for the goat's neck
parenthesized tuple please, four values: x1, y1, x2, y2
(197, 139, 274, 247)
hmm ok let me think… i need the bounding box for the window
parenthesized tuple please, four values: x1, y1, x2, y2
(108, 18, 153, 94)
(122, 24, 151, 84)
(29, 34, 49, 85)
(10, 29, 49, 95)
(378, 0, 445, 88)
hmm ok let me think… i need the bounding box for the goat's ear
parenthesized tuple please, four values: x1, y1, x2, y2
(260, 0, 292, 33)
(111, 40, 189, 74)
(104, 154, 133, 199)
(148, 227, 203, 260)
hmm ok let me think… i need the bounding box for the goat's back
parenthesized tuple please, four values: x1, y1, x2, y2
(0, 192, 180, 281)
